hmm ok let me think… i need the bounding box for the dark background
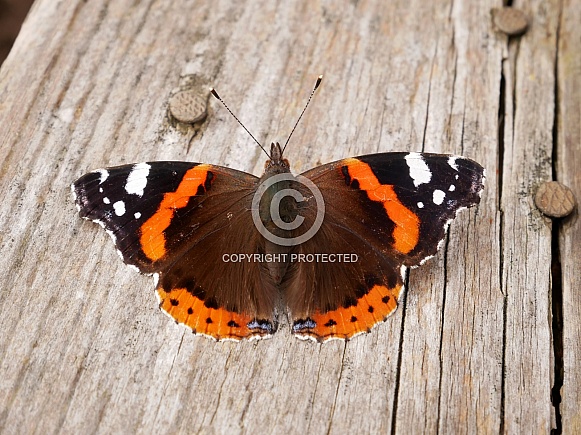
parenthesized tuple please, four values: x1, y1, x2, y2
(0, 0, 34, 65)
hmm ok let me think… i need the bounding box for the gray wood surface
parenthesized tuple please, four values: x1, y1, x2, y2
(500, 0, 557, 431)
(0, 0, 576, 433)
(558, 0, 581, 432)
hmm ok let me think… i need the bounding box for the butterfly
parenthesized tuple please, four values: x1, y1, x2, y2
(72, 76, 485, 342)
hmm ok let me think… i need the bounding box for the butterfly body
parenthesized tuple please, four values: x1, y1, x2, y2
(257, 143, 294, 285)
(72, 145, 485, 342)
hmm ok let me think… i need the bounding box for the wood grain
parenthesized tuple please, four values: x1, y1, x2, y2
(557, 0, 581, 432)
(500, 0, 558, 432)
(0, 0, 575, 433)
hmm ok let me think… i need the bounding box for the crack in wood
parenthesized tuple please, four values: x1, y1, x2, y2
(390, 268, 408, 434)
(498, 55, 507, 435)
(436, 232, 451, 431)
(550, 3, 564, 432)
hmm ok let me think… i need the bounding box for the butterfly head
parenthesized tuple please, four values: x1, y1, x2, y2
(210, 76, 323, 174)
(264, 142, 290, 175)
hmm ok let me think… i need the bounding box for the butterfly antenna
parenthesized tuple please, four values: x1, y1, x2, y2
(210, 87, 271, 158)
(282, 75, 323, 154)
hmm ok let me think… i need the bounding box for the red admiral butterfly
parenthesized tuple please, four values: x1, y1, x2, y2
(72, 77, 485, 342)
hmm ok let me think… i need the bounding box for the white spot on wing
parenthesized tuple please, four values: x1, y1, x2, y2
(449, 184, 456, 191)
(417, 202, 424, 208)
(433, 189, 445, 205)
(134, 212, 142, 219)
(125, 163, 151, 196)
(113, 201, 126, 216)
(103, 197, 110, 204)
(153, 273, 160, 287)
(405, 153, 432, 187)
(96, 169, 109, 184)
(448, 156, 459, 171)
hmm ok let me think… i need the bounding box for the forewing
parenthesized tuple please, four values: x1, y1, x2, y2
(287, 152, 484, 341)
(72, 161, 277, 340)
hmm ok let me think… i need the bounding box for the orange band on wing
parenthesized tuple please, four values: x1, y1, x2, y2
(345, 159, 420, 254)
(158, 287, 269, 341)
(297, 283, 401, 341)
(140, 165, 210, 261)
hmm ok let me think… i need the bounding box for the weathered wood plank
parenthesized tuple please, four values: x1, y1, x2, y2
(394, 0, 504, 433)
(0, 0, 574, 433)
(500, 0, 559, 432)
(557, 0, 581, 431)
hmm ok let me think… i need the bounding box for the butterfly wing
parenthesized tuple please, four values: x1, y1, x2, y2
(286, 152, 485, 341)
(72, 162, 278, 340)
